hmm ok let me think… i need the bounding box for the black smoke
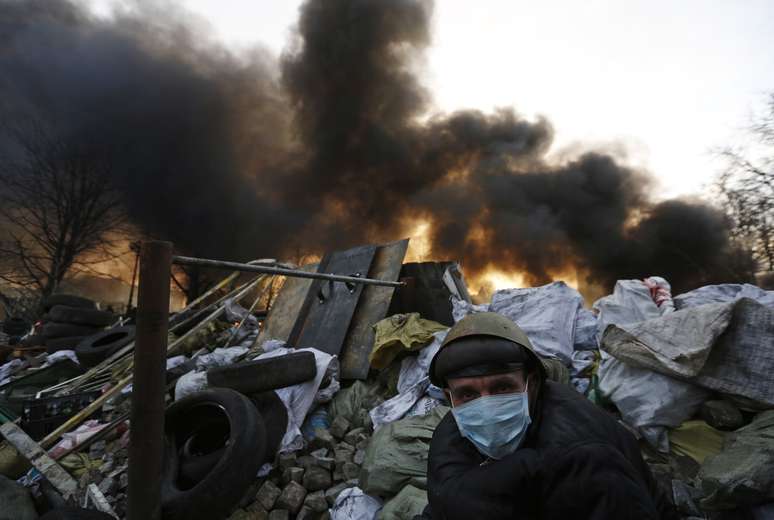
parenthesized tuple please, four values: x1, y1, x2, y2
(0, 0, 755, 294)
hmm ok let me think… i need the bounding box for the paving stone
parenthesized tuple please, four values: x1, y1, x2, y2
(304, 490, 329, 513)
(278, 453, 298, 471)
(343, 427, 365, 446)
(333, 447, 354, 464)
(313, 456, 335, 471)
(276, 482, 307, 515)
(310, 429, 336, 451)
(296, 506, 315, 520)
(256, 480, 282, 510)
(324, 482, 349, 506)
(282, 466, 304, 485)
(353, 449, 366, 465)
(297, 455, 317, 471)
(330, 416, 351, 440)
(268, 510, 289, 520)
(342, 462, 360, 481)
(303, 465, 332, 492)
(310, 448, 329, 459)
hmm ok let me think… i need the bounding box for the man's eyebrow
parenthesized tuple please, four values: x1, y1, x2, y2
(488, 375, 522, 386)
(450, 384, 477, 394)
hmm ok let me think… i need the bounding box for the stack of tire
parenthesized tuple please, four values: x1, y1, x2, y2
(39, 294, 114, 356)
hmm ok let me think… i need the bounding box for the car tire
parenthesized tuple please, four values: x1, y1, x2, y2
(161, 388, 267, 520)
(3, 317, 30, 336)
(39, 507, 115, 519)
(41, 322, 102, 340)
(206, 350, 317, 394)
(45, 336, 88, 353)
(42, 295, 96, 312)
(74, 327, 135, 367)
(48, 306, 114, 327)
(249, 391, 288, 464)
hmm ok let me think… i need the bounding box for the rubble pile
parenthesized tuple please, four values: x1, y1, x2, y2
(1, 243, 773, 519)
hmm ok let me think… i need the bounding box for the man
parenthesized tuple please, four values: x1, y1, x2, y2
(421, 312, 678, 520)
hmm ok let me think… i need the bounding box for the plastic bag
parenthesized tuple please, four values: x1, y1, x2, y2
(330, 487, 383, 520)
(360, 406, 448, 496)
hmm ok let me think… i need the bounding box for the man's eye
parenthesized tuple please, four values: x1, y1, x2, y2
(494, 385, 516, 393)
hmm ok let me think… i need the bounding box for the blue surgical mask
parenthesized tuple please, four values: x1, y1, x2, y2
(451, 385, 531, 460)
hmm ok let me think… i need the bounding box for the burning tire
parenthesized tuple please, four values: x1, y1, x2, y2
(48, 306, 114, 327)
(161, 388, 266, 520)
(42, 294, 96, 312)
(74, 326, 135, 367)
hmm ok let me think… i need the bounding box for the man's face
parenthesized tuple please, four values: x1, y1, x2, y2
(445, 369, 527, 407)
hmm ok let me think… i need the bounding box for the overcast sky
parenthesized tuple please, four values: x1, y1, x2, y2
(95, 0, 774, 199)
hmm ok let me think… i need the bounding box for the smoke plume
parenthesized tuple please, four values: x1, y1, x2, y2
(0, 0, 754, 294)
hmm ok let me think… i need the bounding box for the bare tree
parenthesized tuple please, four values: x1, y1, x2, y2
(0, 121, 127, 299)
(716, 93, 774, 272)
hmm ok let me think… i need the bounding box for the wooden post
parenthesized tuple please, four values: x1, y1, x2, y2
(127, 241, 172, 520)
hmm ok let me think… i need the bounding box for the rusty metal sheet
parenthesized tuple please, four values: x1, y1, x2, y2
(289, 244, 377, 356)
(257, 263, 318, 344)
(340, 239, 409, 380)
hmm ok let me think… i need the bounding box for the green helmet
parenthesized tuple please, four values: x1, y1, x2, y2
(429, 312, 546, 387)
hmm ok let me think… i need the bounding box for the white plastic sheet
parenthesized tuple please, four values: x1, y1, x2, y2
(329, 487, 382, 520)
(43, 350, 79, 367)
(257, 344, 339, 453)
(674, 283, 774, 310)
(370, 330, 449, 430)
(0, 359, 24, 386)
(194, 346, 248, 370)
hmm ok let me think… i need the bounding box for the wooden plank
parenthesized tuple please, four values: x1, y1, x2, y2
(340, 239, 409, 379)
(0, 422, 78, 499)
(291, 244, 377, 356)
(257, 263, 318, 344)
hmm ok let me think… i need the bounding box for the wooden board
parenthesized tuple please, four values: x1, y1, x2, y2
(257, 263, 318, 344)
(339, 239, 409, 379)
(289, 244, 377, 356)
(0, 422, 78, 499)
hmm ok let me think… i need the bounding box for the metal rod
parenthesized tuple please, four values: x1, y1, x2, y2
(173, 255, 404, 287)
(126, 250, 139, 312)
(128, 241, 171, 520)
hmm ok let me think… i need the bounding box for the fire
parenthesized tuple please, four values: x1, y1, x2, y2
(404, 218, 433, 262)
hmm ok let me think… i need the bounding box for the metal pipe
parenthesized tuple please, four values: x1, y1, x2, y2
(128, 241, 171, 520)
(173, 255, 404, 287)
(223, 276, 272, 348)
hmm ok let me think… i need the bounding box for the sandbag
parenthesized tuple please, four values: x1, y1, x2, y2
(593, 279, 664, 338)
(675, 283, 774, 310)
(488, 282, 582, 365)
(370, 314, 447, 370)
(597, 356, 710, 451)
(669, 420, 725, 465)
(329, 380, 387, 430)
(572, 308, 599, 351)
(603, 298, 774, 406)
(698, 410, 774, 510)
(360, 406, 448, 497)
(379, 485, 428, 520)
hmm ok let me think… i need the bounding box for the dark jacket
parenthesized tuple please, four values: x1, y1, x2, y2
(423, 381, 678, 520)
